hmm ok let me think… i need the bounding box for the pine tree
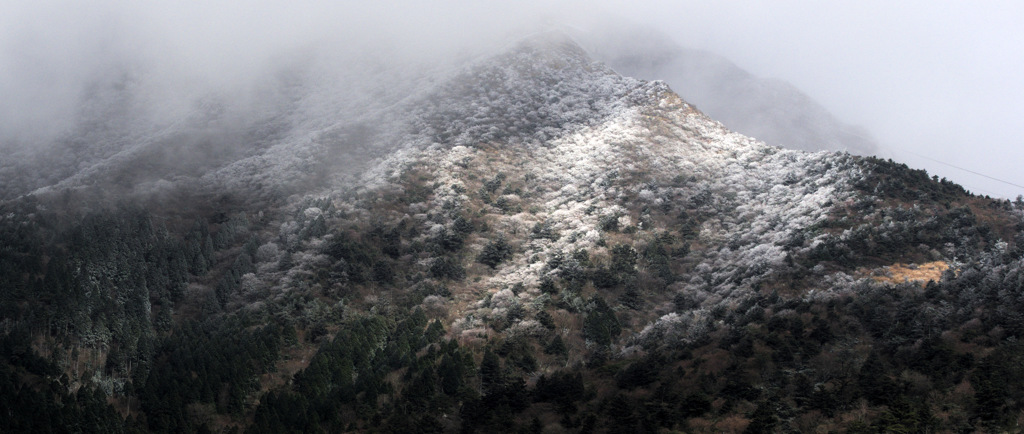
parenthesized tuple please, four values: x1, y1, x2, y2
(583, 296, 621, 346)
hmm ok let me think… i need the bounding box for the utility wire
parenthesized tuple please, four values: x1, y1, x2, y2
(889, 148, 1024, 191)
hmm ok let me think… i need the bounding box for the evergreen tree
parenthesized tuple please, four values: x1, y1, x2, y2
(583, 296, 620, 346)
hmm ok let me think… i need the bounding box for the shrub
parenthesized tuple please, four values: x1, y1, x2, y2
(430, 257, 465, 280)
(478, 237, 512, 268)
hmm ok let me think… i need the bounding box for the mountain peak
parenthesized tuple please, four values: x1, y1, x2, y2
(399, 32, 670, 151)
(506, 30, 592, 63)
(577, 23, 879, 155)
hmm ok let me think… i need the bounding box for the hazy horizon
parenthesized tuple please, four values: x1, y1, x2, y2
(3, 0, 1021, 198)
(604, 0, 1024, 199)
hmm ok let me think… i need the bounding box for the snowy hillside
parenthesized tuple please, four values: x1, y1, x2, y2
(577, 24, 879, 155)
(259, 32, 869, 355)
(0, 39, 464, 202)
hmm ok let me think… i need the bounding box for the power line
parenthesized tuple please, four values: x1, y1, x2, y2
(889, 148, 1024, 192)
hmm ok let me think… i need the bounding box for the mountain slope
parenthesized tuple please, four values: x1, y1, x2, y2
(1, 33, 1023, 432)
(579, 25, 879, 155)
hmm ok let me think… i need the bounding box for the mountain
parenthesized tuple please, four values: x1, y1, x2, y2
(578, 25, 879, 155)
(2, 32, 1024, 432)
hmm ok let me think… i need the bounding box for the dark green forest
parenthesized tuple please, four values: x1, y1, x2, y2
(3, 154, 1024, 433)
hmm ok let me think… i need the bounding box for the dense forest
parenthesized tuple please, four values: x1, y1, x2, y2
(3, 153, 1024, 433)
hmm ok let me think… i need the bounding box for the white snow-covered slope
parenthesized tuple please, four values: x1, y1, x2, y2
(256, 33, 866, 352)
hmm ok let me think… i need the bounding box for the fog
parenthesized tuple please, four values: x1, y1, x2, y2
(604, 0, 1024, 199)
(0, 1, 559, 146)
(3, 1, 1022, 198)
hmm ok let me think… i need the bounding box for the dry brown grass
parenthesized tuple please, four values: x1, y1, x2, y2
(713, 414, 751, 433)
(863, 261, 949, 287)
(260, 337, 318, 393)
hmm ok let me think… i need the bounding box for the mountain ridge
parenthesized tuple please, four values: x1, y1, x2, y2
(577, 24, 879, 156)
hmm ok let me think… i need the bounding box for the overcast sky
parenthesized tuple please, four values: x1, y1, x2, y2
(2, 1, 1022, 198)
(603, 0, 1024, 199)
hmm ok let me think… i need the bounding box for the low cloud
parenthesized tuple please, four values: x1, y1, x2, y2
(3, 1, 1022, 197)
